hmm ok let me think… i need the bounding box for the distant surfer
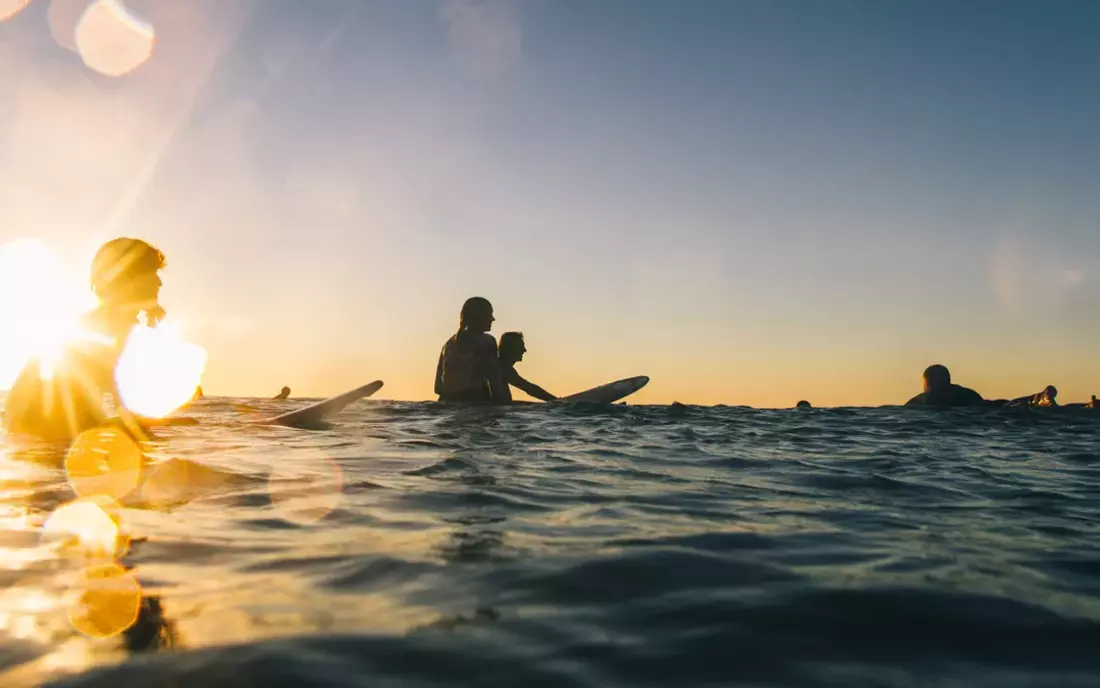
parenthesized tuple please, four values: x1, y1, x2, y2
(1007, 385, 1058, 408)
(4, 237, 191, 440)
(496, 332, 556, 402)
(904, 364, 984, 408)
(1092, 395, 1099, 409)
(796, 400, 812, 409)
(434, 297, 506, 403)
(273, 386, 291, 400)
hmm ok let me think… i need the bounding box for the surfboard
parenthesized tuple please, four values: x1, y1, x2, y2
(557, 376, 649, 404)
(252, 381, 383, 428)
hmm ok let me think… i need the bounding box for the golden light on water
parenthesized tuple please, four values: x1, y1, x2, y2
(268, 456, 345, 525)
(65, 428, 142, 501)
(115, 323, 207, 418)
(75, 0, 155, 77)
(66, 562, 141, 638)
(0, 0, 31, 22)
(41, 497, 128, 559)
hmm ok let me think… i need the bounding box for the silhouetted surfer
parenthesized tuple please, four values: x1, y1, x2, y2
(904, 364, 984, 408)
(796, 400, 812, 409)
(434, 297, 506, 402)
(4, 238, 186, 440)
(1007, 385, 1058, 408)
(496, 332, 556, 402)
(273, 386, 291, 400)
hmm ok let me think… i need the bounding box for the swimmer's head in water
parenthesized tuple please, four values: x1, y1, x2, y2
(281, 386, 291, 395)
(459, 297, 494, 333)
(796, 400, 811, 409)
(90, 238, 165, 320)
(499, 332, 526, 364)
(1044, 385, 1058, 400)
(923, 364, 951, 392)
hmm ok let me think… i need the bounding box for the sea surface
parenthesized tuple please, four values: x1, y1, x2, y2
(1, 397, 1099, 687)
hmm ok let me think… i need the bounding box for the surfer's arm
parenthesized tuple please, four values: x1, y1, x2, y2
(507, 369, 556, 402)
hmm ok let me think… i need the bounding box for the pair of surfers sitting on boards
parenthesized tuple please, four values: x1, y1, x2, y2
(434, 297, 557, 404)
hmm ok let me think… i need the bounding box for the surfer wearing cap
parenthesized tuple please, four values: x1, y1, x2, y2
(4, 237, 186, 440)
(435, 297, 507, 403)
(904, 364, 984, 408)
(496, 332, 556, 403)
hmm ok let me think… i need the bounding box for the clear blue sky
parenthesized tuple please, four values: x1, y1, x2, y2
(0, 0, 1097, 404)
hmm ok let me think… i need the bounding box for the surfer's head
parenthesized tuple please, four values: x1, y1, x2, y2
(796, 400, 811, 409)
(1043, 385, 1058, 402)
(499, 332, 526, 364)
(922, 364, 951, 392)
(281, 386, 291, 396)
(90, 238, 166, 323)
(459, 297, 494, 333)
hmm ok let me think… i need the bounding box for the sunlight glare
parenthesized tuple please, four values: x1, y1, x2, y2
(65, 428, 143, 501)
(0, 0, 31, 22)
(75, 0, 155, 77)
(114, 322, 207, 418)
(0, 239, 99, 389)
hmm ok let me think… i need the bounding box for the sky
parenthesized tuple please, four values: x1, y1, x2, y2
(0, 0, 1097, 406)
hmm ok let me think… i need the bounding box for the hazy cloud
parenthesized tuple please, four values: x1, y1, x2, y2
(990, 235, 1089, 313)
(439, 0, 521, 80)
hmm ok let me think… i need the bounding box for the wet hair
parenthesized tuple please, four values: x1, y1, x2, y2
(796, 400, 811, 409)
(923, 364, 951, 390)
(499, 332, 525, 361)
(1044, 385, 1058, 398)
(90, 237, 165, 297)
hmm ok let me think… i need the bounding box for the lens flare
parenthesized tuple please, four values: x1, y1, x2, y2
(49, 0, 87, 51)
(75, 0, 155, 77)
(141, 457, 231, 509)
(65, 428, 142, 501)
(67, 562, 142, 638)
(114, 323, 207, 418)
(42, 497, 129, 559)
(0, 0, 31, 22)
(268, 456, 345, 526)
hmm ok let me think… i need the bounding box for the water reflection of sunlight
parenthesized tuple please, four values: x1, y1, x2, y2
(115, 323, 207, 419)
(75, 0, 156, 77)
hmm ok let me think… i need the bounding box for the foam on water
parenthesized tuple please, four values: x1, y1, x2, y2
(2, 398, 1099, 686)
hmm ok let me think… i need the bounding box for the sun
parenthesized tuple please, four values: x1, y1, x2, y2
(0, 239, 98, 389)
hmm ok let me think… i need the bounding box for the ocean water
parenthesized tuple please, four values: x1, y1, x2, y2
(1, 397, 1100, 687)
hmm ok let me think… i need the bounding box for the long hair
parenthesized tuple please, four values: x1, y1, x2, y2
(456, 297, 492, 341)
